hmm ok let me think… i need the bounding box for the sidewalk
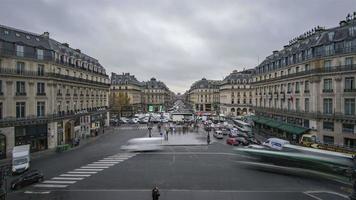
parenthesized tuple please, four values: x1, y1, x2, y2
(0, 126, 114, 166)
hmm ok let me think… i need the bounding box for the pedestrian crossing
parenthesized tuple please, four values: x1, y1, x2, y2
(33, 153, 137, 189)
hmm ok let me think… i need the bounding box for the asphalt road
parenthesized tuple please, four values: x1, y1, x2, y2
(7, 125, 351, 200)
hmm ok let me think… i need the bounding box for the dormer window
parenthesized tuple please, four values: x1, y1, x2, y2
(37, 49, 44, 60)
(16, 45, 24, 57)
(328, 32, 334, 41)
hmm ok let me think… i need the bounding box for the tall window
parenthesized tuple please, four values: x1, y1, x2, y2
(346, 57, 353, 66)
(37, 82, 45, 95)
(323, 135, 334, 144)
(287, 100, 291, 110)
(323, 121, 334, 131)
(37, 49, 44, 60)
(16, 102, 25, 118)
(305, 64, 310, 71)
(16, 81, 26, 95)
(324, 60, 331, 68)
(345, 77, 354, 91)
(296, 98, 300, 111)
(16, 62, 25, 74)
(305, 98, 309, 112)
(304, 80, 310, 92)
(0, 102, 2, 119)
(287, 83, 292, 93)
(16, 45, 24, 57)
(323, 79, 333, 92)
(345, 98, 355, 115)
(323, 98, 333, 114)
(295, 82, 300, 93)
(37, 64, 44, 76)
(0, 80, 2, 95)
(37, 102, 45, 117)
(342, 124, 354, 133)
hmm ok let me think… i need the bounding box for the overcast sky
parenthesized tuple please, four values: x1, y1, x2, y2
(0, 0, 354, 93)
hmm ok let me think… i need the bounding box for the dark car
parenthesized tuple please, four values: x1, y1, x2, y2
(235, 137, 249, 146)
(11, 170, 44, 190)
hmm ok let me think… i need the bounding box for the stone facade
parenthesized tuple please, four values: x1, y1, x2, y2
(251, 15, 356, 147)
(0, 24, 110, 158)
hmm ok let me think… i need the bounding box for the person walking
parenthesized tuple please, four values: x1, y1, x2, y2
(152, 187, 160, 200)
(207, 132, 211, 145)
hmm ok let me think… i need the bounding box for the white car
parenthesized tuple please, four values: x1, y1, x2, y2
(213, 131, 224, 139)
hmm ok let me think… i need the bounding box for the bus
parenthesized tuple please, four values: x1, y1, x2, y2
(233, 119, 252, 134)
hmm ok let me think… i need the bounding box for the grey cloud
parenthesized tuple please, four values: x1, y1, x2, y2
(0, 0, 354, 93)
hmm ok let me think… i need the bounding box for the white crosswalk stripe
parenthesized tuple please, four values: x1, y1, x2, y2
(34, 184, 68, 188)
(29, 153, 138, 191)
(60, 174, 91, 177)
(75, 168, 104, 171)
(52, 177, 84, 180)
(68, 171, 98, 174)
(81, 166, 109, 169)
(43, 180, 77, 184)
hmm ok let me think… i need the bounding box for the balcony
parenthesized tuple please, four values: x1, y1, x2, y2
(295, 90, 300, 94)
(15, 92, 26, 96)
(323, 89, 333, 93)
(304, 90, 310, 93)
(37, 93, 46, 96)
(344, 88, 356, 92)
(253, 64, 356, 84)
(65, 93, 71, 96)
(0, 67, 109, 87)
(0, 107, 109, 128)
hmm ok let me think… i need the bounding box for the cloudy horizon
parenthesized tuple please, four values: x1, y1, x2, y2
(0, 0, 354, 93)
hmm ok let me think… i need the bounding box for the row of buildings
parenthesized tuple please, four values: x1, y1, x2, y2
(0, 25, 173, 159)
(186, 13, 356, 148)
(110, 72, 175, 116)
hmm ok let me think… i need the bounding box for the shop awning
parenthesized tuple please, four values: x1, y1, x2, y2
(252, 116, 308, 135)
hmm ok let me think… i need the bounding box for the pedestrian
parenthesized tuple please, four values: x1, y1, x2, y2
(152, 186, 160, 200)
(207, 133, 211, 145)
(165, 129, 169, 141)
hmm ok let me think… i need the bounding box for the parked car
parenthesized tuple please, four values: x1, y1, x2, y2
(119, 117, 129, 124)
(139, 117, 149, 124)
(235, 137, 249, 146)
(226, 138, 239, 146)
(229, 132, 238, 138)
(11, 170, 44, 190)
(128, 118, 139, 124)
(213, 130, 223, 139)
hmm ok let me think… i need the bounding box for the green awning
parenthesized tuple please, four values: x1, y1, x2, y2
(252, 116, 308, 135)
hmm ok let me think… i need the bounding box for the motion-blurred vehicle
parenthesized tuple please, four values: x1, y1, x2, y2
(121, 138, 163, 152)
(263, 138, 290, 150)
(11, 170, 44, 190)
(213, 130, 223, 139)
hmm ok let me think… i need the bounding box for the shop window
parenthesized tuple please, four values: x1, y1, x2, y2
(342, 124, 354, 133)
(323, 136, 334, 145)
(323, 121, 334, 131)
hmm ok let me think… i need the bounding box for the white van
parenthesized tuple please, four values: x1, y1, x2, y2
(262, 138, 290, 150)
(121, 137, 163, 152)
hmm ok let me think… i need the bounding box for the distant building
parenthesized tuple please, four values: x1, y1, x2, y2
(0, 24, 110, 158)
(110, 72, 143, 116)
(187, 78, 220, 114)
(142, 78, 173, 112)
(220, 69, 254, 116)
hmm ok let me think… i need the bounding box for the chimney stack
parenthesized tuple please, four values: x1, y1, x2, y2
(42, 31, 49, 38)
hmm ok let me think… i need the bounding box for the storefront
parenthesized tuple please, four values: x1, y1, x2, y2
(15, 124, 48, 152)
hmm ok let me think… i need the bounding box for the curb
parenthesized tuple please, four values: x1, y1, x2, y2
(161, 143, 208, 146)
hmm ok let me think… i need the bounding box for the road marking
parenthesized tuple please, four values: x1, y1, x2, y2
(68, 171, 98, 174)
(100, 159, 123, 162)
(304, 191, 349, 199)
(24, 191, 51, 194)
(43, 180, 77, 184)
(34, 184, 68, 188)
(89, 163, 115, 166)
(52, 177, 84, 180)
(82, 166, 109, 169)
(60, 174, 91, 177)
(75, 168, 104, 171)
